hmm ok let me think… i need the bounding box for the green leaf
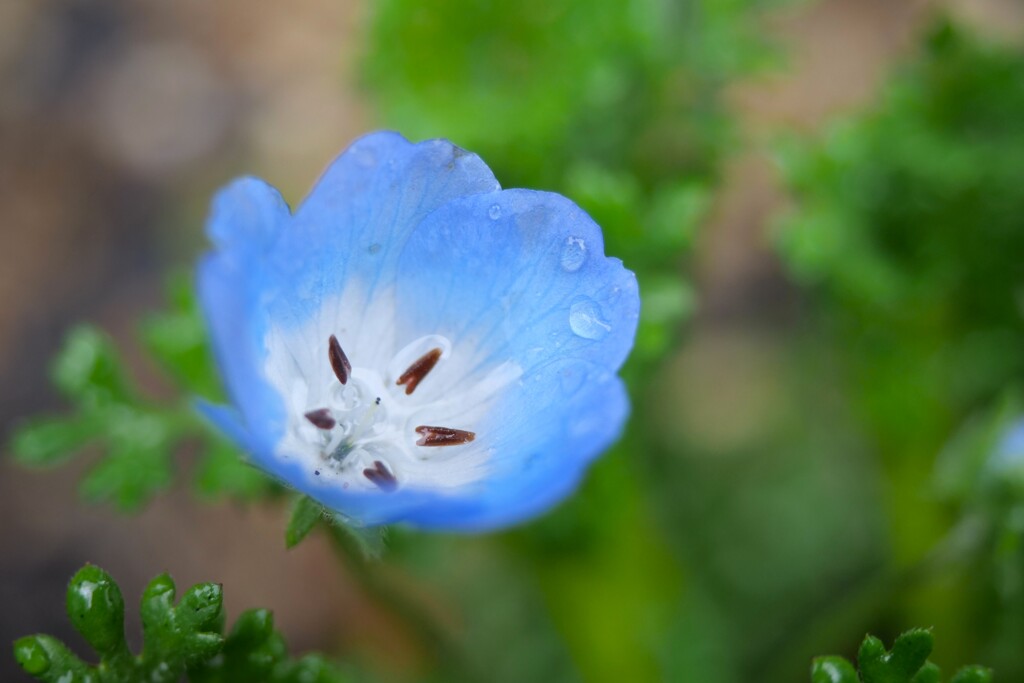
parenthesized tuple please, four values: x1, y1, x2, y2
(139, 273, 223, 399)
(66, 565, 129, 660)
(10, 414, 101, 467)
(9, 324, 184, 511)
(809, 631, 994, 683)
(13, 635, 96, 683)
(79, 438, 174, 511)
(273, 654, 348, 683)
(51, 326, 134, 405)
(15, 565, 353, 683)
(811, 655, 860, 683)
(911, 662, 941, 683)
(188, 608, 351, 683)
(195, 439, 274, 502)
(858, 629, 934, 683)
(286, 496, 323, 548)
(190, 609, 284, 682)
(8, 277, 288, 512)
(949, 666, 994, 683)
(138, 574, 225, 681)
(326, 514, 388, 560)
(812, 656, 859, 683)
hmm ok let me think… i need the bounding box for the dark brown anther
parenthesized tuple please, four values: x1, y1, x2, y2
(328, 334, 352, 385)
(304, 408, 336, 430)
(396, 348, 442, 395)
(363, 460, 397, 492)
(415, 425, 476, 447)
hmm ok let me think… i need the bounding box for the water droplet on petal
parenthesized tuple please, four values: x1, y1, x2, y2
(355, 146, 375, 167)
(488, 204, 502, 220)
(569, 298, 612, 340)
(570, 415, 598, 438)
(368, 243, 382, 255)
(561, 237, 586, 272)
(558, 366, 586, 395)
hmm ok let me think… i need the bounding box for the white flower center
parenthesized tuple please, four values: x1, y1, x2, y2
(263, 289, 520, 494)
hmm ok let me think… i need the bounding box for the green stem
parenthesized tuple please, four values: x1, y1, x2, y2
(324, 523, 480, 683)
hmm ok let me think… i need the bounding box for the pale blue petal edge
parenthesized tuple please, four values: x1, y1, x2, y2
(197, 131, 639, 531)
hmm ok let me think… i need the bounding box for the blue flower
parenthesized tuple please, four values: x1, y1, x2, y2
(197, 132, 639, 531)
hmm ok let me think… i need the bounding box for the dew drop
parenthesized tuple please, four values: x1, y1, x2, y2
(488, 204, 502, 220)
(561, 237, 586, 272)
(558, 365, 586, 395)
(569, 416, 596, 438)
(354, 146, 375, 167)
(368, 242, 382, 255)
(569, 298, 612, 340)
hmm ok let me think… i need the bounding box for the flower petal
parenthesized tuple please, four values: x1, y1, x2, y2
(207, 177, 290, 253)
(263, 131, 501, 325)
(197, 252, 286, 453)
(403, 360, 631, 530)
(238, 363, 630, 531)
(393, 188, 639, 393)
(197, 134, 639, 531)
(200, 132, 502, 453)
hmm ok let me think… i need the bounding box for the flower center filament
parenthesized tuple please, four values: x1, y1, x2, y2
(299, 335, 477, 492)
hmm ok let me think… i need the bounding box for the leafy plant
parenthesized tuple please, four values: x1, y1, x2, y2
(13, 564, 349, 683)
(811, 630, 991, 683)
(9, 275, 275, 511)
(776, 17, 1024, 676)
(777, 18, 1024, 445)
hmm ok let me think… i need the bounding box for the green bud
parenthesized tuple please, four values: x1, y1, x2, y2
(911, 661, 940, 683)
(179, 582, 225, 634)
(13, 637, 50, 676)
(67, 564, 126, 657)
(811, 656, 858, 683)
(13, 635, 95, 683)
(229, 609, 275, 647)
(888, 629, 934, 679)
(950, 665, 994, 683)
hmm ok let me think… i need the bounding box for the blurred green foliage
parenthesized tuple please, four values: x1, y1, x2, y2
(777, 16, 1024, 680)
(14, 565, 349, 683)
(9, 275, 275, 509)
(778, 18, 1024, 448)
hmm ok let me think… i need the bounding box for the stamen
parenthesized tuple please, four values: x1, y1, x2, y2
(363, 460, 397, 491)
(397, 348, 442, 395)
(304, 408, 336, 430)
(328, 334, 352, 385)
(415, 425, 476, 447)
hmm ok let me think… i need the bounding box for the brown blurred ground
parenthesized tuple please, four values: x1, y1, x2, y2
(0, 0, 1020, 680)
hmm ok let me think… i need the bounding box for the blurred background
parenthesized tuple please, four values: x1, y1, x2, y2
(2, 0, 1024, 681)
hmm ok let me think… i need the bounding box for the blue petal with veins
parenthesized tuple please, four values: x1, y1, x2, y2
(197, 131, 639, 531)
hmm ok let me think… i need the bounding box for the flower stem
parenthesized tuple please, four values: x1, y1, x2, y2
(324, 522, 481, 682)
